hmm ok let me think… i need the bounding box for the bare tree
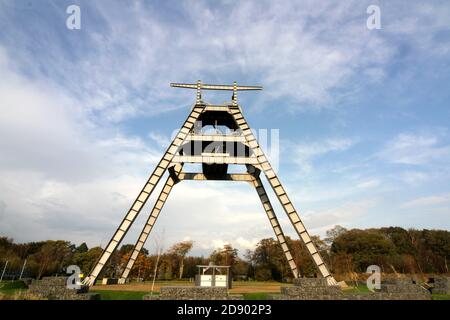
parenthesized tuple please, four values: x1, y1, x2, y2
(325, 225, 348, 246)
(150, 230, 165, 296)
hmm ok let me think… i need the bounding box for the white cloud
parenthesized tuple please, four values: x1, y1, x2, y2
(291, 138, 356, 173)
(401, 193, 450, 209)
(149, 180, 275, 255)
(0, 47, 163, 245)
(235, 237, 259, 251)
(0, 0, 405, 123)
(302, 198, 378, 233)
(379, 132, 450, 165)
(209, 239, 230, 251)
(400, 171, 430, 186)
(1, 1, 449, 123)
(148, 131, 171, 149)
(197, 237, 259, 253)
(356, 179, 380, 189)
(384, 2, 450, 56)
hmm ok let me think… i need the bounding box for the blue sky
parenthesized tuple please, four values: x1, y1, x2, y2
(0, 0, 449, 256)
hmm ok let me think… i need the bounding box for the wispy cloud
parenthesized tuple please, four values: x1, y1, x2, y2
(0, 0, 411, 122)
(401, 193, 450, 209)
(379, 132, 450, 165)
(0, 47, 162, 245)
(302, 198, 378, 233)
(356, 179, 380, 189)
(148, 131, 172, 149)
(400, 171, 430, 186)
(290, 137, 356, 174)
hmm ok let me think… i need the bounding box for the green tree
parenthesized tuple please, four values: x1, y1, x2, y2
(75, 242, 89, 253)
(249, 238, 291, 281)
(331, 229, 395, 272)
(210, 244, 238, 266)
(72, 246, 103, 274)
(325, 225, 348, 246)
(168, 241, 194, 279)
(27, 240, 74, 278)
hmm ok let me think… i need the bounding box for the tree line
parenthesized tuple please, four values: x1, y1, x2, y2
(0, 226, 448, 281)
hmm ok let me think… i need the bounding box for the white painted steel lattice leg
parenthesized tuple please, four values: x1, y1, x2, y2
(251, 175, 299, 278)
(119, 165, 182, 282)
(83, 105, 204, 286)
(230, 106, 336, 285)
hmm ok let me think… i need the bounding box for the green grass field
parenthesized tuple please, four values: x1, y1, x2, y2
(242, 292, 272, 300)
(342, 284, 373, 294)
(0, 280, 28, 297)
(89, 290, 150, 300)
(431, 294, 450, 300)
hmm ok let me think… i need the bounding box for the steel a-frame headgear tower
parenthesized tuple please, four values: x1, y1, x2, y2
(83, 81, 337, 286)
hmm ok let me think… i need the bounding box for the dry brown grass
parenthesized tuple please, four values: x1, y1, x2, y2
(93, 281, 194, 292)
(230, 282, 286, 294)
(92, 280, 287, 294)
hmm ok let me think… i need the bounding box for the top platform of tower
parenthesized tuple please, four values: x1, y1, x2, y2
(171, 81, 262, 105)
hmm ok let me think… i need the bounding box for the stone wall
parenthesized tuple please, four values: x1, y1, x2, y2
(431, 277, 450, 295)
(269, 278, 431, 300)
(347, 280, 431, 300)
(26, 277, 99, 300)
(143, 286, 243, 300)
(269, 278, 343, 300)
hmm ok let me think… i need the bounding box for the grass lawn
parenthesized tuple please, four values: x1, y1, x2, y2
(0, 288, 25, 297)
(342, 284, 372, 294)
(242, 292, 272, 300)
(0, 281, 29, 298)
(89, 290, 150, 300)
(431, 294, 450, 300)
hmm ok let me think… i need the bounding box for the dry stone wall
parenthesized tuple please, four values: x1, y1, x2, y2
(269, 278, 343, 300)
(432, 277, 450, 295)
(269, 278, 431, 300)
(143, 286, 243, 300)
(26, 277, 99, 300)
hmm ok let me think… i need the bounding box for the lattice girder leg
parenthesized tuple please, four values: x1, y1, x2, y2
(230, 106, 336, 285)
(250, 172, 299, 278)
(119, 165, 183, 283)
(83, 105, 205, 286)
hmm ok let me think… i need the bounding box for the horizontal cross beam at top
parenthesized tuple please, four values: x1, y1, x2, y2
(170, 82, 263, 91)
